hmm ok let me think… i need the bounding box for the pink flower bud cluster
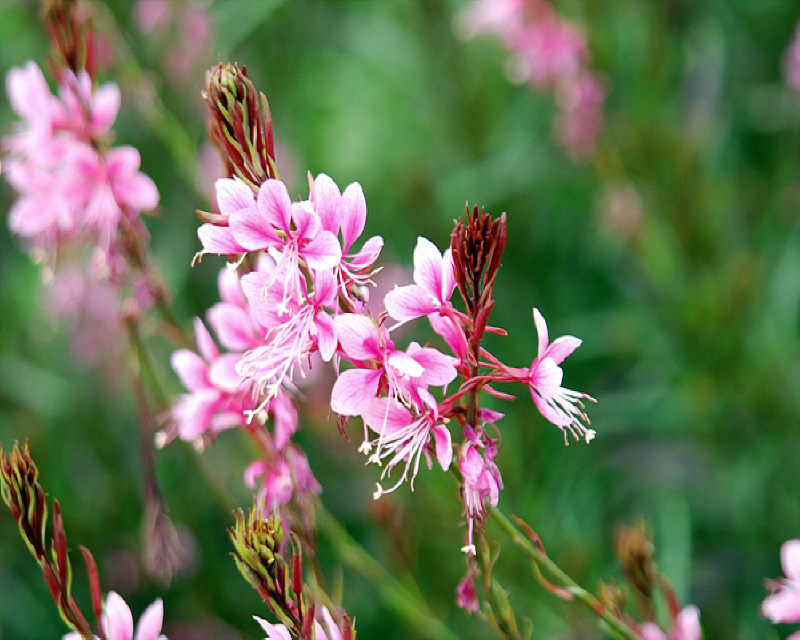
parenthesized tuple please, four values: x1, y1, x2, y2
(456, 0, 604, 161)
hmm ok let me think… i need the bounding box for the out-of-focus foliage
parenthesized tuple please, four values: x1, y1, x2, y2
(1, 0, 799, 638)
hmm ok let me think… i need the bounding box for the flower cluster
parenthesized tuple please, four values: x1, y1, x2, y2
(456, 0, 605, 160)
(2, 61, 158, 261)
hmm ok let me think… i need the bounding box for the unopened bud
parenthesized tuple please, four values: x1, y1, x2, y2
(203, 63, 277, 191)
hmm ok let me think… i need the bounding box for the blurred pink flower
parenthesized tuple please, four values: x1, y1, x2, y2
(786, 24, 800, 92)
(254, 606, 342, 640)
(459, 439, 502, 554)
(456, 570, 479, 612)
(763, 539, 800, 626)
(63, 591, 166, 640)
(639, 606, 700, 640)
(132, 0, 172, 35)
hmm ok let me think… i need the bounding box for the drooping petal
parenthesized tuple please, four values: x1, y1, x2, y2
(431, 424, 453, 470)
(347, 235, 383, 268)
(330, 368, 382, 416)
(384, 284, 438, 322)
(315, 310, 337, 362)
(532, 389, 572, 427)
(254, 615, 292, 640)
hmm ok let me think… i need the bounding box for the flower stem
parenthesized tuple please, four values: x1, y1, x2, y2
(315, 504, 459, 640)
(489, 508, 641, 640)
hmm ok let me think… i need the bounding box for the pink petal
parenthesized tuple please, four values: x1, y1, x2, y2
(347, 235, 383, 268)
(103, 592, 134, 640)
(762, 586, 800, 623)
(194, 317, 218, 362)
(412, 237, 445, 302)
(530, 357, 564, 398)
(673, 606, 700, 640)
(230, 206, 280, 251)
(384, 284, 437, 322)
(209, 353, 244, 393)
(638, 622, 667, 640)
(207, 304, 254, 351)
(215, 177, 255, 216)
(545, 335, 581, 365)
(341, 182, 367, 251)
(171, 349, 209, 391)
(532, 389, 572, 427)
(387, 351, 424, 378)
(112, 170, 159, 212)
(363, 397, 413, 434)
(783, 540, 800, 582)
(301, 229, 342, 271)
(244, 461, 268, 488)
(532, 308, 550, 359)
(330, 368, 382, 416)
(257, 178, 292, 232)
(91, 83, 121, 133)
(428, 314, 468, 361)
(316, 311, 337, 362)
(431, 424, 453, 470)
(218, 267, 247, 308)
(313, 269, 338, 306)
(409, 346, 457, 386)
(312, 173, 342, 234)
(254, 615, 293, 640)
(173, 391, 219, 440)
(291, 201, 321, 239)
(133, 598, 164, 640)
(441, 249, 456, 302)
(334, 314, 380, 360)
(7, 61, 52, 123)
(197, 224, 246, 254)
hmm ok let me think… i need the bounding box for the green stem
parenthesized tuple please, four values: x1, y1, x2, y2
(489, 508, 640, 640)
(315, 504, 459, 640)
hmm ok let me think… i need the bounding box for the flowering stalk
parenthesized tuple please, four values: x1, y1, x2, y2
(0, 443, 100, 639)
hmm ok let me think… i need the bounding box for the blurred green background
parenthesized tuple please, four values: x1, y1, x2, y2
(2, 0, 800, 637)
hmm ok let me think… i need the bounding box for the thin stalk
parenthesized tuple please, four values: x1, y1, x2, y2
(489, 508, 640, 640)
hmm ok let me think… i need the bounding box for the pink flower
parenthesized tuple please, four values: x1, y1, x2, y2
(362, 393, 452, 496)
(330, 313, 457, 420)
(384, 237, 456, 323)
(55, 70, 121, 141)
(763, 539, 800, 625)
(237, 266, 338, 407)
(459, 439, 503, 554)
(508, 15, 587, 88)
(254, 606, 342, 640)
(639, 606, 701, 640)
(524, 308, 595, 443)
(309, 173, 383, 309)
(63, 591, 166, 640)
(456, 571, 480, 613)
(64, 143, 159, 248)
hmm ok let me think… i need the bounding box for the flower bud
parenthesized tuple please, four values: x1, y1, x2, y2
(203, 63, 277, 191)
